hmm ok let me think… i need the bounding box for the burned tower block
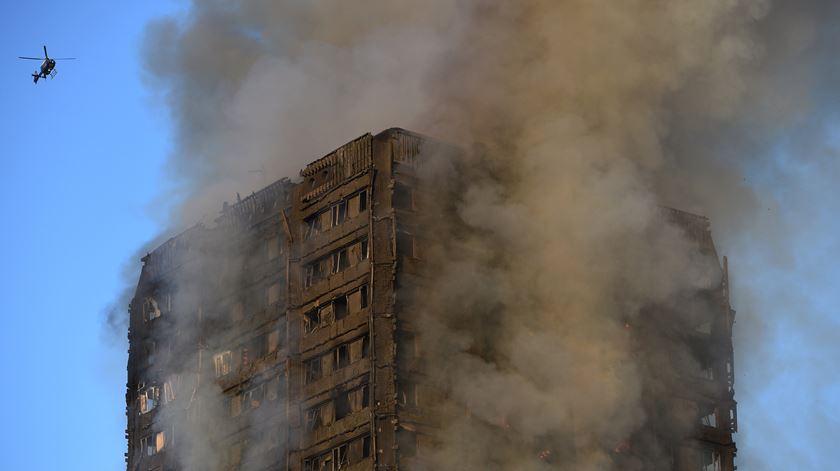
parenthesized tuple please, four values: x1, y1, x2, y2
(125, 128, 738, 470)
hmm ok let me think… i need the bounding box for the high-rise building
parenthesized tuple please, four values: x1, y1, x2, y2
(125, 128, 737, 470)
(641, 207, 739, 470)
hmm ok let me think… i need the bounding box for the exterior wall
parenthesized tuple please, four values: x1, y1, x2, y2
(126, 128, 737, 471)
(287, 133, 378, 471)
(390, 131, 433, 470)
(126, 179, 294, 471)
(663, 210, 738, 471)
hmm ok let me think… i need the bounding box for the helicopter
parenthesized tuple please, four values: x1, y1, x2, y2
(18, 46, 75, 83)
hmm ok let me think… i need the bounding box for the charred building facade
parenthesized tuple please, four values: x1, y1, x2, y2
(126, 128, 737, 470)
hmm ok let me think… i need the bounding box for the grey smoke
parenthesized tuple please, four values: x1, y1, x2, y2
(127, 0, 840, 469)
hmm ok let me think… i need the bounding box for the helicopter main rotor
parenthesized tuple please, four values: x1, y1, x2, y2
(17, 45, 76, 62)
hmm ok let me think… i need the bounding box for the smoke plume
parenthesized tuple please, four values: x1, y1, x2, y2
(134, 0, 840, 469)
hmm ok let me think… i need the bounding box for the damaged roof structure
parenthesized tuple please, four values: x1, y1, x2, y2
(126, 128, 737, 470)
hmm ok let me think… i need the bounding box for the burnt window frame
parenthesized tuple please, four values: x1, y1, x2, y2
(305, 401, 327, 431)
(360, 239, 369, 260)
(335, 343, 351, 370)
(138, 385, 159, 415)
(332, 248, 350, 273)
(303, 259, 326, 288)
(304, 355, 323, 384)
(303, 308, 321, 334)
(334, 294, 349, 321)
(303, 435, 369, 471)
(698, 403, 720, 429)
(303, 213, 322, 240)
(142, 296, 162, 322)
(360, 285, 369, 309)
(700, 445, 722, 471)
(332, 200, 349, 227)
(242, 383, 265, 413)
(213, 350, 232, 377)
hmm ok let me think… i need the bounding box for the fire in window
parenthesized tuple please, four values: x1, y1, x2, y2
(140, 430, 167, 457)
(155, 430, 167, 454)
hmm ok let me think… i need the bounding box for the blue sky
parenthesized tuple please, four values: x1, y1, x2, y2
(0, 2, 838, 470)
(728, 125, 840, 469)
(0, 2, 179, 469)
